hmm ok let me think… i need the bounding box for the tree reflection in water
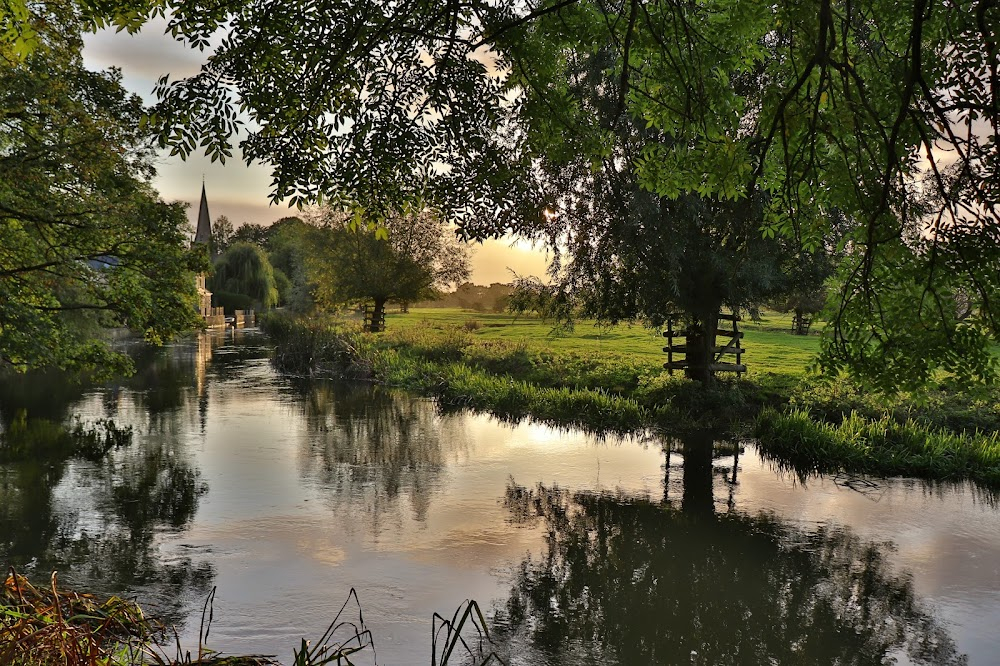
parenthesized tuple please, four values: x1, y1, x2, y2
(0, 337, 221, 625)
(498, 433, 967, 666)
(295, 383, 465, 528)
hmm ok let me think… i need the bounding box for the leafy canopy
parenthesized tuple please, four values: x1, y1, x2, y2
(307, 207, 471, 316)
(23, 0, 999, 388)
(0, 15, 205, 376)
(208, 242, 279, 310)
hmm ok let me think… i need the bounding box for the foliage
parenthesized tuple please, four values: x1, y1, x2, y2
(488, 28, 798, 381)
(3, 570, 500, 665)
(231, 221, 268, 247)
(0, 12, 205, 377)
(506, 276, 576, 331)
(263, 216, 314, 313)
(122, 0, 1000, 390)
(420, 282, 515, 313)
(208, 242, 279, 311)
(307, 207, 470, 331)
(210, 289, 256, 313)
(1, 571, 159, 666)
(259, 311, 377, 379)
(210, 214, 234, 256)
(790, 375, 1000, 435)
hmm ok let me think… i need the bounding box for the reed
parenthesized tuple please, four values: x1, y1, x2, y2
(2, 569, 159, 666)
(2, 570, 503, 666)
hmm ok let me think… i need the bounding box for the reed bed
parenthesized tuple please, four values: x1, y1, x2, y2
(2, 569, 159, 666)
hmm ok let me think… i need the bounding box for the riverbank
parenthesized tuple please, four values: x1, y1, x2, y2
(261, 309, 1000, 487)
(1, 571, 497, 665)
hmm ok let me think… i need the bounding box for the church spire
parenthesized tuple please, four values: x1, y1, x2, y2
(194, 181, 212, 247)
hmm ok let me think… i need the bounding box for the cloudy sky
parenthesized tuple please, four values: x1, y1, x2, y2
(81, 22, 550, 285)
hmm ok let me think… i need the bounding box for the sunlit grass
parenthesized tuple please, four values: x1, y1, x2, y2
(388, 308, 820, 379)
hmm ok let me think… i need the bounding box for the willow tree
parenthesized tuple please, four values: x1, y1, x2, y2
(208, 242, 279, 312)
(28, 0, 998, 387)
(307, 208, 470, 332)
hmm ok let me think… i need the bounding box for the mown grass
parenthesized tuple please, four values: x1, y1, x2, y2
(389, 308, 820, 378)
(262, 308, 1000, 487)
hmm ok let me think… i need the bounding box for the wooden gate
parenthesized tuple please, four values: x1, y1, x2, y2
(362, 304, 386, 333)
(662, 313, 746, 376)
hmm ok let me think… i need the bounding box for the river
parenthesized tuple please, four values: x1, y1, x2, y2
(2, 330, 998, 664)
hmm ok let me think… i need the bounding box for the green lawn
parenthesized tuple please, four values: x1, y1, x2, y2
(387, 308, 822, 378)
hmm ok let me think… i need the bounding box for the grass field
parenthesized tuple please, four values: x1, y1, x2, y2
(387, 307, 822, 379)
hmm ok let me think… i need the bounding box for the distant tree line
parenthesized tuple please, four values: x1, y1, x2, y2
(417, 282, 515, 313)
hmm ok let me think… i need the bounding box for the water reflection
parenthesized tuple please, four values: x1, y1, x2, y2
(0, 333, 992, 663)
(296, 383, 458, 525)
(499, 435, 968, 666)
(0, 334, 232, 622)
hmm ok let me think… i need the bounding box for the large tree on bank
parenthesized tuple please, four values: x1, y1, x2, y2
(0, 16, 206, 377)
(307, 208, 471, 332)
(14, 0, 999, 387)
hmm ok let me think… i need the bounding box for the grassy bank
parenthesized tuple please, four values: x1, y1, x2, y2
(262, 310, 777, 433)
(261, 308, 1000, 487)
(755, 408, 1000, 486)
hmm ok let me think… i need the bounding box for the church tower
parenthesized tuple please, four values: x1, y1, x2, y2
(193, 183, 214, 317)
(194, 182, 213, 249)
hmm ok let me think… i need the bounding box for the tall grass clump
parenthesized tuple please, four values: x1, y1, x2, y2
(260, 311, 378, 379)
(755, 408, 1000, 486)
(2, 570, 158, 666)
(431, 364, 648, 432)
(790, 375, 1000, 435)
(2, 571, 503, 666)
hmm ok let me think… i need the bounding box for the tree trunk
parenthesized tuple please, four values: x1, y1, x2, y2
(370, 298, 386, 333)
(683, 310, 720, 384)
(681, 430, 715, 516)
(793, 307, 805, 335)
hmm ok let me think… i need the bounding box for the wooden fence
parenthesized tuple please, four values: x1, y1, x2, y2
(662, 313, 746, 376)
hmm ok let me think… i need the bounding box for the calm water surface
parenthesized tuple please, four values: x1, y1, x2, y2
(2, 331, 999, 664)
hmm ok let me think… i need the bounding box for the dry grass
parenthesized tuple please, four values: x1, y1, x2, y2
(2, 570, 503, 666)
(1, 570, 278, 666)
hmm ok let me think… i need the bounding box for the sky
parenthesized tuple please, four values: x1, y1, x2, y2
(81, 22, 551, 285)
